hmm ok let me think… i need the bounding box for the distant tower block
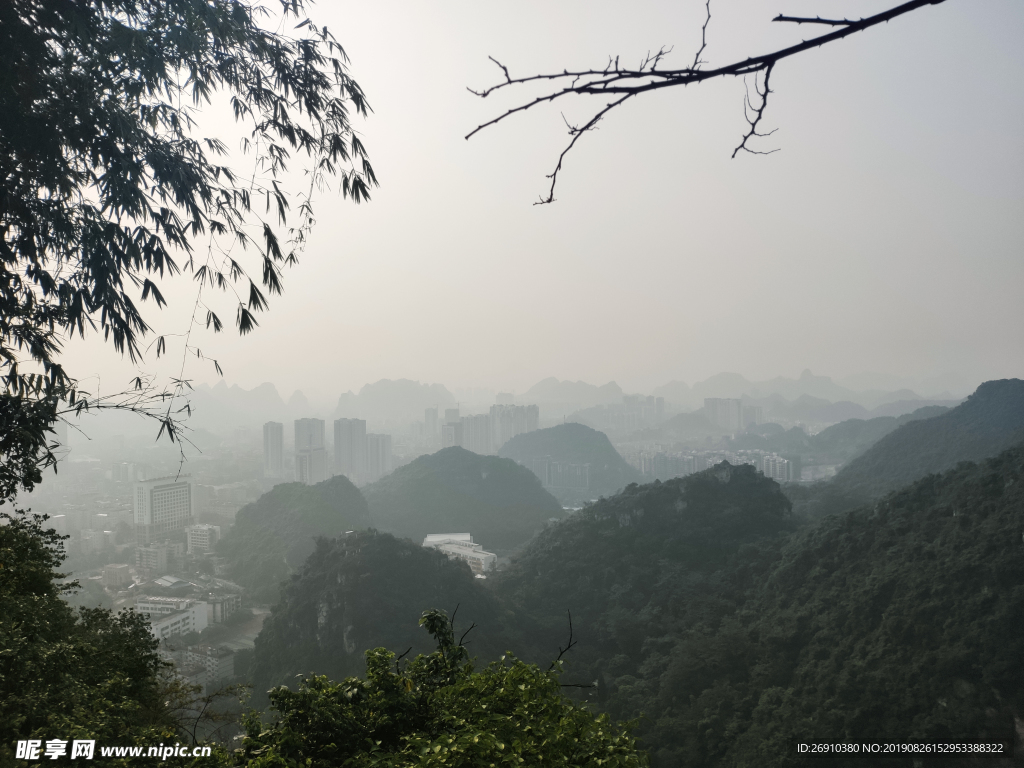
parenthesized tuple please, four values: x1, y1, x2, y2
(263, 421, 284, 477)
(334, 418, 367, 482)
(294, 418, 327, 485)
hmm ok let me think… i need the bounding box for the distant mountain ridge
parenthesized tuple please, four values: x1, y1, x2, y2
(831, 378, 1024, 499)
(521, 377, 623, 408)
(653, 369, 967, 412)
(335, 378, 456, 424)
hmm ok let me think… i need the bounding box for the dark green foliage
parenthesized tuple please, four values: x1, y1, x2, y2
(832, 379, 1024, 499)
(364, 447, 563, 554)
(498, 422, 643, 500)
(218, 475, 370, 604)
(238, 609, 647, 768)
(637, 444, 1024, 767)
(0, 394, 59, 503)
(0, 511, 217, 765)
(493, 464, 797, 691)
(249, 531, 526, 701)
(0, 0, 375, 389)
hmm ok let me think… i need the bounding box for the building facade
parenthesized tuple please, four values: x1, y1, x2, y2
(186, 524, 221, 554)
(334, 418, 367, 483)
(263, 421, 284, 477)
(294, 418, 327, 485)
(366, 433, 393, 483)
(422, 533, 497, 574)
(133, 476, 195, 545)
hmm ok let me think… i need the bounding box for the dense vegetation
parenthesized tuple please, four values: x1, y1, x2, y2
(249, 531, 528, 702)
(364, 447, 562, 554)
(239, 609, 646, 767)
(831, 379, 1024, 499)
(218, 476, 370, 604)
(0, 511, 211, 765)
(498, 423, 643, 501)
(492, 464, 797, 693)
(489, 446, 1024, 767)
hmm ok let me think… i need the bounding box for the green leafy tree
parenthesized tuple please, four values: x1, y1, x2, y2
(0, 510, 230, 765)
(0, 0, 377, 490)
(236, 609, 647, 767)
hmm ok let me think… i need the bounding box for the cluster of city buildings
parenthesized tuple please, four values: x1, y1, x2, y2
(427, 404, 540, 454)
(635, 449, 793, 483)
(527, 457, 591, 490)
(703, 398, 764, 433)
(262, 418, 394, 486)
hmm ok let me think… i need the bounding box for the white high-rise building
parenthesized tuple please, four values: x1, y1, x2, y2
(133, 476, 195, 544)
(263, 421, 284, 477)
(295, 418, 327, 485)
(334, 418, 367, 483)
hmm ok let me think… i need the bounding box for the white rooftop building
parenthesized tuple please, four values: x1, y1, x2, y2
(422, 533, 497, 575)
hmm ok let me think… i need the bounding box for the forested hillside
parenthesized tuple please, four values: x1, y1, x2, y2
(497, 422, 643, 500)
(490, 446, 1024, 767)
(831, 378, 1024, 499)
(493, 464, 797, 686)
(363, 447, 562, 554)
(249, 531, 529, 702)
(631, 444, 1024, 767)
(218, 476, 370, 604)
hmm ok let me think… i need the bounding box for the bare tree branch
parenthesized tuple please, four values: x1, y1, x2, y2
(772, 15, 859, 27)
(466, 0, 949, 203)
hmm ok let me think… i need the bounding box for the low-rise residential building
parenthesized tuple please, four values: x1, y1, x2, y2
(186, 524, 221, 554)
(136, 596, 209, 639)
(422, 533, 497, 574)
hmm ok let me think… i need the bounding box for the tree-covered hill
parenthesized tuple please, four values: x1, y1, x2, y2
(497, 422, 643, 500)
(363, 447, 563, 555)
(250, 531, 528, 702)
(218, 476, 370, 604)
(492, 463, 797, 687)
(831, 378, 1024, 499)
(631, 443, 1024, 767)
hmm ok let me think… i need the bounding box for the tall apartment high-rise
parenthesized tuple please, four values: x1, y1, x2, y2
(441, 422, 463, 449)
(263, 421, 284, 477)
(334, 418, 367, 483)
(704, 398, 743, 433)
(424, 408, 439, 449)
(366, 433, 393, 483)
(461, 414, 492, 455)
(489, 404, 540, 451)
(294, 418, 327, 485)
(134, 475, 195, 545)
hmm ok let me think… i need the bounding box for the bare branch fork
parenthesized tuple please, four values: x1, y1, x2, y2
(465, 0, 949, 203)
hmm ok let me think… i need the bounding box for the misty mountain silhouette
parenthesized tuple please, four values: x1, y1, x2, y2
(363, 447, 562, 554)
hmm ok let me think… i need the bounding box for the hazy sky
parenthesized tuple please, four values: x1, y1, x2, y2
(60, 0, 1024, 405)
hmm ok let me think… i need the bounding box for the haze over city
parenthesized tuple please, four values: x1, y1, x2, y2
(5, 1, 1024, 765)
(53, 0, 1023, 406)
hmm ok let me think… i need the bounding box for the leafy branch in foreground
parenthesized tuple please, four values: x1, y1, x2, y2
(1, 0, 378, 496)
(465, 0, 948, 204)
(236, 608, 646, 767)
